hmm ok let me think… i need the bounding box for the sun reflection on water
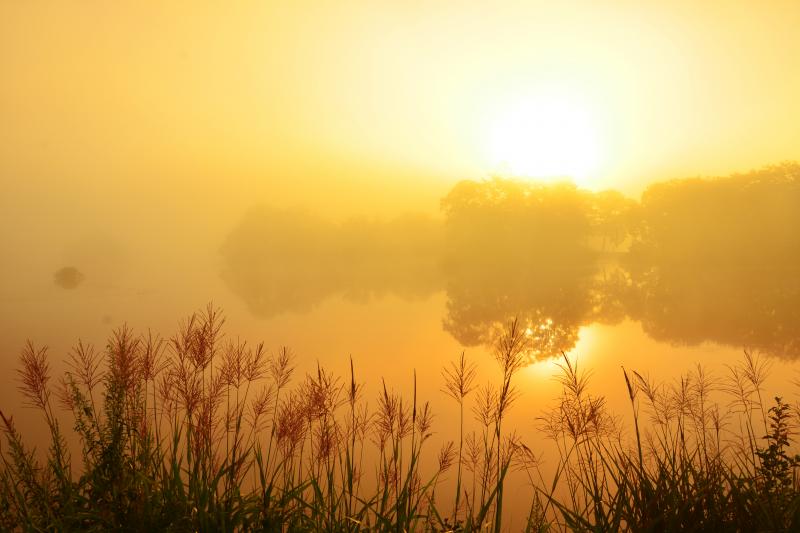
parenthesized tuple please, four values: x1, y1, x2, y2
(524, 325, 598, 380)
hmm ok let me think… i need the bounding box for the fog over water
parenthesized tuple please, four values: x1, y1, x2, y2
(3, 163, 798, 401)
(2, 164, 798, 529)
(221, 164, 800, 360)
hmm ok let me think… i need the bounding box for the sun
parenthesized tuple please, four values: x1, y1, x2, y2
(487, 96, 601, 187)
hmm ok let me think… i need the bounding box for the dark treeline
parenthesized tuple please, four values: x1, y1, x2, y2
(221, 162, 800, 360)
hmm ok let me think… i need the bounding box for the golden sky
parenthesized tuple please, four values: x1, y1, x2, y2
(1, 1, 798, 269)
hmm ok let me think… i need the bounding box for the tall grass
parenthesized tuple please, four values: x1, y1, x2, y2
(1, 305, 799, 531)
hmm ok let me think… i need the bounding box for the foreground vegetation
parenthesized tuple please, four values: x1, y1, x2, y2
(2, 305, 799, 531)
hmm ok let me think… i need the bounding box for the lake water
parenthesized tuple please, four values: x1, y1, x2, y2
(1, 175, 798, 527)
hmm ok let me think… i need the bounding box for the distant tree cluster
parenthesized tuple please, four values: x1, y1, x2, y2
(632, 161, 800, 263)
(219, 163, 800, 360)
(440, 163, 800, 360)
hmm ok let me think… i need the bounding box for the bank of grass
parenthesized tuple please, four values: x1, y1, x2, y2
(1, 305, 799, 531)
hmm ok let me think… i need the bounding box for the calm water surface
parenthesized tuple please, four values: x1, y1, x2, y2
(2, 175, 798, 526)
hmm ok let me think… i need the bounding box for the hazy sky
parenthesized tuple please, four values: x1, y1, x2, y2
(1, 1, 799, 299)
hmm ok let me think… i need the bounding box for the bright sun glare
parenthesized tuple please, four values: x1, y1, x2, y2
(488, 97, 601, 187)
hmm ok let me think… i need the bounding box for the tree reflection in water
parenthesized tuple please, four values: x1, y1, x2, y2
(221, 163, 800, 361)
